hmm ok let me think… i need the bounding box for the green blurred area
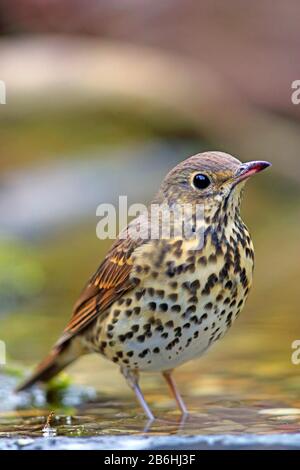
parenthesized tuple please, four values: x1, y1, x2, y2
(1, 105, 202, 171)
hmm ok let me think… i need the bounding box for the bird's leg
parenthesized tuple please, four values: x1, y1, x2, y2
(162, 370, 188, 415)
(121, 367, 155, 421)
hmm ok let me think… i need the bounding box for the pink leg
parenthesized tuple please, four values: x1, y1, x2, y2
(121, 368, 155, 421)
(163, 370, 188, 415)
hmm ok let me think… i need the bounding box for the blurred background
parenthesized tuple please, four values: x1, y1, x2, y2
(0, 0, 300, 425)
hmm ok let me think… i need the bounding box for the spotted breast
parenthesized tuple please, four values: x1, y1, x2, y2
(87, 203, 254, 372)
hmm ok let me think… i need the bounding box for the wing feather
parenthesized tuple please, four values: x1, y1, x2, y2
(57, 234, 145, 346)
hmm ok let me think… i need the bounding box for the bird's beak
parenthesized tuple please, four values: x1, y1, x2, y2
(234, 160, 271, 185)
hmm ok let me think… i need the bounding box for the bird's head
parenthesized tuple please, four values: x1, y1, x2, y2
(158, 151, 271, 221)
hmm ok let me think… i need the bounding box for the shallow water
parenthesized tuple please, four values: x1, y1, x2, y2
(1, 358, 300, 449)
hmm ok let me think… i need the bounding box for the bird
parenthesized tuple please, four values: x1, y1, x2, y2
(17, 151, 271, 420)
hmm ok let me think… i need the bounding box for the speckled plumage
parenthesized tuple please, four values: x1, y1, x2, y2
(85, 216, 253, 372)
(17, 151, 270, 419)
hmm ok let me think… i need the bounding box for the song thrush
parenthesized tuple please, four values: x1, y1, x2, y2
(17, 151, 271, 420)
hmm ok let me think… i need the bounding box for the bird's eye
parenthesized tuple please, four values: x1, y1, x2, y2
(192, 173, 211, 190)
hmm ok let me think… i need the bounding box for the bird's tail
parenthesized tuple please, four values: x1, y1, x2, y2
(16, 337, 83, 392)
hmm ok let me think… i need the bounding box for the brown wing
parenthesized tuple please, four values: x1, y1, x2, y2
(56, 233, 145, 347)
